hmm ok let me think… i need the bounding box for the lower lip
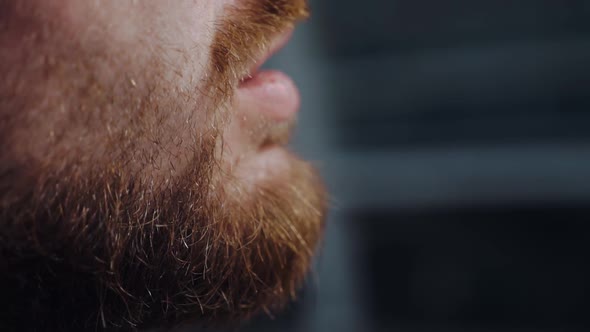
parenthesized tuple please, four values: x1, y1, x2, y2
(237, 70, 301, 122)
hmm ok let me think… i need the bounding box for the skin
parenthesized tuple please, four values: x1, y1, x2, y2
(0, 0, 325, 330)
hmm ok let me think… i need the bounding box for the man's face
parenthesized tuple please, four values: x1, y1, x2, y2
(0, 0, 326, 329)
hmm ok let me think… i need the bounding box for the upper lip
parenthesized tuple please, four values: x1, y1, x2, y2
(240, 29, 295, 84)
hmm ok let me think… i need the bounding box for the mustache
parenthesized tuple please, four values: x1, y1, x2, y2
(207, 0, 309, 102)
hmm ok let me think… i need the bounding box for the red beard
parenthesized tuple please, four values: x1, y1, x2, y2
(0, 0, 326, 330)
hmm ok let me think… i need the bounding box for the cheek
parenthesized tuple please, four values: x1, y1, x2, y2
(32, 0, 220, 83)
(0, 1, 224, 178)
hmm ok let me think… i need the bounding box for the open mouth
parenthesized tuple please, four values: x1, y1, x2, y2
(239, 29, 295, 86)
(236, 29, 301, 123)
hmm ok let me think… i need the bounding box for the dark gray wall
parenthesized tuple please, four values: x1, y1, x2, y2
(208, 1, 590, 331)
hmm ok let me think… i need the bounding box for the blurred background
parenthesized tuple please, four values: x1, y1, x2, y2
(228, 1, 590, 331)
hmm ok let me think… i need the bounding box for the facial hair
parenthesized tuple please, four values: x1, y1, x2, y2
(0, 0, 325, 330)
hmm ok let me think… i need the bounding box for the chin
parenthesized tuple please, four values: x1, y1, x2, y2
(0, 134, 326, 330)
